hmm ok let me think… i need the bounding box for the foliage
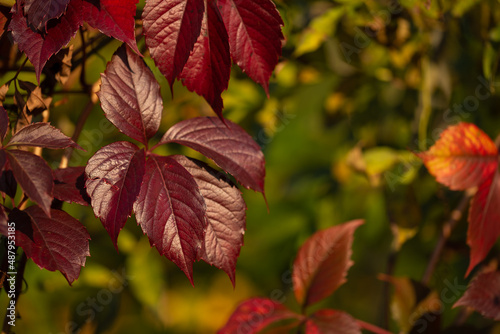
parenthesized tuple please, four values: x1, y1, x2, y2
(0, 0, 500, 333)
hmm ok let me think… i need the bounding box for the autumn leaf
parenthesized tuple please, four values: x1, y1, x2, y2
(293, 220, 363, 308)
(15, 206, 90, 284)
(418, 122, 498, 190)
(160, 117, 266, 193)
(454, 271, 500, 321)
(218, 298, 302, 334)
(98, 44, 162, 145)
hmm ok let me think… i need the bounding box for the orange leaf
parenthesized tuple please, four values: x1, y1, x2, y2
(418, 122, 498, 190)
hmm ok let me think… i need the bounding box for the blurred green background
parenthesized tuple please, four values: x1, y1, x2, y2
(2, 0, 500, 333)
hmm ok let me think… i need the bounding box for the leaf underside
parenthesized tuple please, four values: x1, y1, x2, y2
(454, 271, 500, 321)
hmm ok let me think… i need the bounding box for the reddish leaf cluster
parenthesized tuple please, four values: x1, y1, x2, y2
(418, 123, 500, 276)
(0, 108, 90, 284)
(219, 220, 364, 334)
(9, 0, 139, 82)
(8, 0, 284, 117)
(86, 46, 265, 285)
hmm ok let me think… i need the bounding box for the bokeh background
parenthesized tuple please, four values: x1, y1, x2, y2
(2, 0, 500, 333)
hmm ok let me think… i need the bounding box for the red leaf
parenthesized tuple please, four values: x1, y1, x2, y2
(293, 220, 364, 308)
(6, 150, 53, 216)
(133, 155, 206, 285)
(217, 0, 284, 95)
(15, 206, 90, 285)
(0, 205, 7, 236)
(24, 0, 71, 32)
(142, 0, 205, 88)
(53, 166, 90, 206)
(81, 0, 140, 54)
(218, 298, 302, 334)
(172, 155, 245, 286)
(6, 122, 82, 150)
(305, 309, 361, 334)
(178, 0, 230, 118)
(454, 271, 500, 320)
(0, 105, 8, 140)
(0, 8, 9, 39)
(98, 44, 162, 145)
(160, 117, 265, 193)
(418, 122, 498, 190)
(85, 142, 145, 247)
(9, 0, 82, 82)
(466, 172, 500, 276)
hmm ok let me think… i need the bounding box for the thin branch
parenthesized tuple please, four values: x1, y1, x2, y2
(421, 190, 475, 285)
(59, 99, 95, 168)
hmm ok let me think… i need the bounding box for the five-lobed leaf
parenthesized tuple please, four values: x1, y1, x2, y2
(98, 44, 162, 145)
(454, 271, 500, 321)
(172, 155, 245, 286)
(217, 0, 284, 95)
(418, 122, 498, 190)
(178, 0, 230, 118)
(85, 141, 145, 247)
(6, 122, 82, 150)
(6, 149, 53, 216)
(142, 0, 205, 88)
(15, 205, 90, 285)
(218, 298, 302, 334)
(293, 220, 364, 308)
(133, 155, 206, 285)
(160, 117, 266, 193)
(305, 309, 361, 334)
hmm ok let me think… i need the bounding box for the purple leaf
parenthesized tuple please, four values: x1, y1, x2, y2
(218, 298, 302, 334)
(0, 149, 5, 173)
(160, 117, 265, 193)
(172, 155, 245, 285)
(454, 271, 500, 321)
(133, 155, 206, 285)
(0, 106, 8, 140)
(293, 220, 364, 308)
(98, 44, 162, 145)
(142, 0, 205, 88)
(16, 206, 90, 285)
(305, 309, 361, 334)
(24, 0, 71, 32)
(85, 141, 145, 247)
(6, 122, 82, 150)
(178, 0, 230, 118)
(0, 169, 17, 199)
(81, 0, 140, 54)
(6, 150, 53, 216)
(53, 166, 90, 206)
(9, 0, 82, 82)
(217, 0, 284, 95)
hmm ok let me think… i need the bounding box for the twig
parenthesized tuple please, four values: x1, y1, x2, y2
(59, 99, 95, 168)
(421, 190, 474, 285)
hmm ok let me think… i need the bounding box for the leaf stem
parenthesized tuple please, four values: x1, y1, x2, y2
(421, 190, 474, 285)
(357, 319, 393, 334)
